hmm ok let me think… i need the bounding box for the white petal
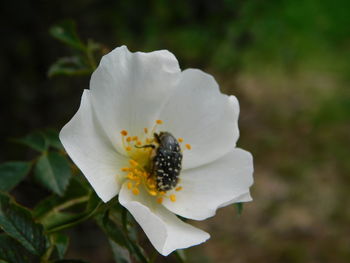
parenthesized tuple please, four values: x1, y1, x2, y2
(162, 148, 253, 220)
(90, 46, 181, 154)
(218, 191, 252, 208)
(118, 183, 210, 256)
(59, 90, 128, 202)
(159, 69, 240, 169)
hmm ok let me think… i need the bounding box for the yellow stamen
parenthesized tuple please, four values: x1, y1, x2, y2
(175, 186, 183, 191)
(132, 188, 140, 195)
(120, 126, 188, 201)
(135, 179, 141, 186)
(127, 172, 134, 179)
(127, 182, 133, 189)
(147, 178, 156, 188)
(148, 190, 157, 196)
(170, 194, 176, 202)
(129, 159, 138, 167)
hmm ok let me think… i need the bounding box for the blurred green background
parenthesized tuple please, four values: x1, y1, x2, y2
(1, 0, 349, 262)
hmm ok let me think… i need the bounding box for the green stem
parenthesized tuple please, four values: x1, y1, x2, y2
(39, 196, 89, 220)
(86, 40, 97, 70)
(40, 235, 55, 263)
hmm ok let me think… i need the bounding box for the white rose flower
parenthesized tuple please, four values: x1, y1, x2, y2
(59, 46, 254, 256)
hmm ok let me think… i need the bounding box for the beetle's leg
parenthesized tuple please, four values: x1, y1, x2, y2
(153, 132, 161, 143)
(135, 144, 156, 149)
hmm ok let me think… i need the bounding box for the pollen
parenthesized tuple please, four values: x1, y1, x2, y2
(127, 182, 133, 189)
(157, 197, 163, 204)
(175, 186, 183, 191)
(170, 194, 176, 202)
(127, 172, 134, 179)
(129, 159, 138, 167)
(132, 188, 140, 195)
(185, 144, 192, 150)
(119, 124, 188, 203)
(149, 190, 157, 196)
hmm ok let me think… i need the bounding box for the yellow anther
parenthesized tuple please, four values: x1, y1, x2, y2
(170, 194, 176, 202)
(135, 179, 141, 186)
(185, 144, 192, 150)
(156, 120, 163, 124)
(121, 130, 128, 136)
(127, 172, 134, 179)
(147, 178, 156, 188)
(121, 167, 129, 172)
(132, 136, 138, 141)
(157, 197, 163, 204)
(144, 128, 148, 134)
(127, 182, 133, 189)
(136, 141, 142, 146)
(132, 188, 140, 195)
(125, 146, 132, 151)
(126, 136, 132, 142)
(175, 186, 183, 191)
(148, 190, 157, 196)
(178, 138, 184, 143)
(146, 138, 152, 143)
(129, 159, 138, 167)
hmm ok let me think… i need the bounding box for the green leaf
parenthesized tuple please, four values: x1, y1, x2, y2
(48, 57, 92, 77)
(235, 203, 244, 216)
(109, 239, 132, 263)
(0, 162, 31, 191)
(34, 152, 72, 195)
(101, 212, 129, 248)
(174, 250, 186, 263)
(42, 129, 63, 150)
(34, 177, 90, 219)
(49, 20, 85, 51)
(0, 234, 36, 263)
(53, 233, 69, 259)
(43, 193, 101, 233)
(54, 260, 90, 263)
(0, 193, 48, 256)
(98, 212, 149, 263)
(14, 131, 48, 152)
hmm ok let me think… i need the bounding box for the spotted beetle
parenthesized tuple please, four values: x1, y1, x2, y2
(153, 132, 182, 191)
(137, 132, 182, 191)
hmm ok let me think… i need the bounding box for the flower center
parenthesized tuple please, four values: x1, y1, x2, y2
(118, 120, 190, 204)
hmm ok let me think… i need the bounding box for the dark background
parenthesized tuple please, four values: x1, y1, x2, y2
(1, 0, 349, 262)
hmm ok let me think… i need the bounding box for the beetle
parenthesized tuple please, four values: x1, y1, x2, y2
(137, 132, 182, 191)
